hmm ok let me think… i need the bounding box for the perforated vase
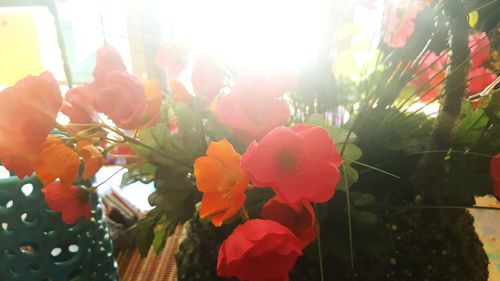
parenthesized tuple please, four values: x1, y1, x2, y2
(0, 175, 119, 281)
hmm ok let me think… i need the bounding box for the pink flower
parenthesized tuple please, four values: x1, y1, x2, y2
(61, 84, 98, 125)
(241, 126, 342, 203)
(383, 2, 420, 48)
(93, 71, 147, 129)
(216, 74, 293, 143)
(191, 55, 225, 104)
(0, 72, 62, 179)
(217, 219, 302, 281)
(155, 41, 188, 79)
(92, 45, 126, 87)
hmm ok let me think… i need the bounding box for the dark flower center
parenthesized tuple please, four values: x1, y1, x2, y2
(279, 151, 301, 171)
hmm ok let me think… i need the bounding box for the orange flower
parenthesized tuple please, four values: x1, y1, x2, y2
(0, 72, 62, 178)
(76, 140, 104, 180)
(194, 139, 249, 226)
(33, 136, 80, 189)
(42, 182, 92, 224)
(261, 197, 317, 247)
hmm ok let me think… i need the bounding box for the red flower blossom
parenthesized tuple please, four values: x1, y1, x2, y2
(491, 154, 500, 200)
(467, 67, 496, 96)
(0, 72, 62, 178)
(169, 80, 193, 106)
(191, 55, 225, 105)
(469, 32, 490, 69)
(42, 182, 92, 224)
(155, 41, 188, 79)
(261, 197, 317, 247)
(93, 45, 126, 87)
(61, 84, 98, 125)
(93, 71, 147, 129)
(217, 219, 302, 281)
(216, 75, 293, 143)
(241, 126, 342, 203)
(409, 51, 447, 102)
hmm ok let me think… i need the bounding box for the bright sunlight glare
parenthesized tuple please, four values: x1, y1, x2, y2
(160, 0, 327, 71)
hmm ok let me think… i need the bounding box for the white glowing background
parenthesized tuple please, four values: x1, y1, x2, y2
(160, 0, 327, 71)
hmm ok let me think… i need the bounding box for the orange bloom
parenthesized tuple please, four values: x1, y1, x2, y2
(194, 139, 249, 226)
(42, 182, 92, 224)
(33, 136, 80, 189)
(76, 140, 104, 180)
(261, 197, 317, 247)
(0, 72, 62, 178)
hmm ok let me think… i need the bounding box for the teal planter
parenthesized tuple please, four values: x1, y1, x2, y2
(0, 175, 119, 281)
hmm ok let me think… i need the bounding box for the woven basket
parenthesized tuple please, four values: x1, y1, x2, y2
(0, 174, 119, 281)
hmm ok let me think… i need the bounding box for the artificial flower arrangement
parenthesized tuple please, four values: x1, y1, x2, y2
(0, 0, 500, 280)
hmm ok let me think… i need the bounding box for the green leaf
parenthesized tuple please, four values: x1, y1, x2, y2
(337, 163, 359, 191)
(152, 216, 174, 253)
(306, 113, 326, 127)
(340, 143, 362, 161)
(174, 102, 197, 129)
(127, 214, 158, 257)
(327, 126, 357, 144)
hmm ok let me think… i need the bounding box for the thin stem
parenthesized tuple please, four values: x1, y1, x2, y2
(346, 158, 400, 179)
(313, 203, 325, 281)
(341, 163, 354, 269)
(94, 167, 125, 189)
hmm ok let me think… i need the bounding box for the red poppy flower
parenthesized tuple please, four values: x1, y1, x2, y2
(467, 67, 496, 96)
(491, 154, 500, 200)
(0, 72, 62, 178)
(93, 71, 147, 129)
(93, 45, 126, 87)
(169, 80, 193, 106)
(61, 84, 98, 125)
(194, 139, 249, 226)
(261, 197, 317, 247)
(241, 126, 341, 203)
(42, 182, 92, 224)
(217, 219, 302, 281)
(155, 41, 188, 79)
(191, 55, 225, 105)
(469, 32, 490, 69)
(216, 75, 293, 143)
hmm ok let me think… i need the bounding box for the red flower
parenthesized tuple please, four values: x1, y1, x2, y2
(217, 219, 302, 281)
(261, 197, 317, 247)
(42, 182, 92, 224)
(467, 67, 496, 96)
(241, 126, 342, 203)
(93, 71, 147, 129)
(93, 45, 126, 87)
(155, 41, 188, 79)
(191, 55, 225, 105)
(491, 154, 500, 200)
(169, 80, 193, 106)
(0, 72, 62, 178)
(216, 75, 292, 143)
(409, 51, 447, 102)
(61, 84, 98, 125)
(469, 32, 490, 69)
